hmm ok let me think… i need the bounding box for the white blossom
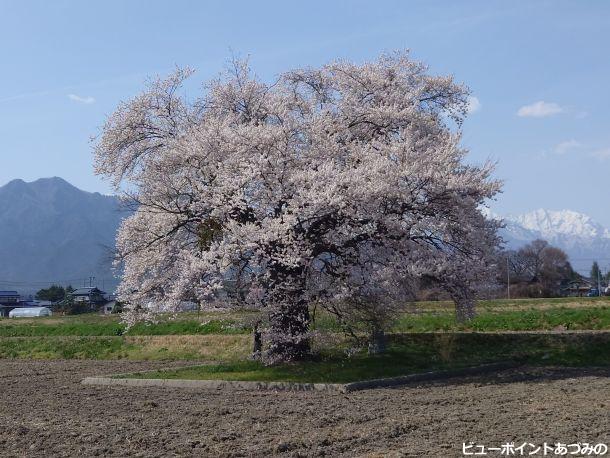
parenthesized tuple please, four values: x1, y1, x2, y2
(94, 52, 501, 360)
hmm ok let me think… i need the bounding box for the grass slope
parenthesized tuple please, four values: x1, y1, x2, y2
(0, 318, 250, 337)
(121, 333, 610, 383)
(0, 335, 251, 360)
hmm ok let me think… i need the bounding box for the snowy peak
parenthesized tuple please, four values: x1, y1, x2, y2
(506, 209, 610, 240)
(499, 208, 610, 273)
(507, 209, 610, 240)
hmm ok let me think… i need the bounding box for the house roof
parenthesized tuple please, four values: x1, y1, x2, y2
(564, 279, 592, 286)
(72, 287, 106, 296)
(0, 291, 19, 297)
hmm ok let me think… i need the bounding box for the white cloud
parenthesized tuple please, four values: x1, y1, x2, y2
(466, 96, 481, 114)
(68, 93, 95, 104)
(553, 139, 581, 155)
(591, 148, 610, 161)
(544, 140, 610, 161)
(517, 101, 564, 118)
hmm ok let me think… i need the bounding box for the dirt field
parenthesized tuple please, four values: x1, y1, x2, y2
(0, 360, 608, 457)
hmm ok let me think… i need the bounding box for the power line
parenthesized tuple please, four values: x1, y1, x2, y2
(0, 278, 118, 285)
(0, 278, 120, 292)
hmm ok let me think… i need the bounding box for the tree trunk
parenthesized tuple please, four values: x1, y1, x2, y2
(445, 281, 477, 323)
(454, 296, 476, 323)
(252, 321, 262, 358)
(368, 328, 386, 355)
(266, 300, 311, 363)
(261, 262, 311, 363)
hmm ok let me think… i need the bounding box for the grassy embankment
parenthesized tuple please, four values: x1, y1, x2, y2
(1, 297, 609, 382)
(122, 332, 610, 383)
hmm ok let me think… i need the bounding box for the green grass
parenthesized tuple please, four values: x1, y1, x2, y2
(308, 305, 610, 333)
(392, 306, 610, 332)
(128, 319, 248, 336)
(414, 296, 610, 310)
(1, 298, 609, 372)
(1, 301, 609, 337)
(121, 333, 610, 383)
(0, 336, 132, 359)
(0, 334, 251, 360)
(0, 317, 250, 337)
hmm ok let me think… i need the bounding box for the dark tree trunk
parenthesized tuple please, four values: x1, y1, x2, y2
(263, 263, 311, 363)
(368, 328, 386, 355)
(252, 321, 263, 357)
(266, 299, 311, 362)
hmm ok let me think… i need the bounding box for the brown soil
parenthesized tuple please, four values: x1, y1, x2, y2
(0, 360, 608, 457)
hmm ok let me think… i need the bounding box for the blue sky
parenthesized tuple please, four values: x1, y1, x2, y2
(1, 0, 609, 224)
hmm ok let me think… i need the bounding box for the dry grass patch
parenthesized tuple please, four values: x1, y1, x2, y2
(124, 334, 251, 360)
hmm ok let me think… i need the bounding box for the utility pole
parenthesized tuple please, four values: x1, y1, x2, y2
(598, 270, 602, 297)
(507, 255, 510, 300)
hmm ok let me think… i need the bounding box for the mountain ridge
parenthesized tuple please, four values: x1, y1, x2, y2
(499, 208, 610, 274)
(0, 177, 607, 292)
(0, 177, 126, 294)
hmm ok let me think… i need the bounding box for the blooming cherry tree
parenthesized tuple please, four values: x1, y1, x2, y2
(94, 53, 501, 362)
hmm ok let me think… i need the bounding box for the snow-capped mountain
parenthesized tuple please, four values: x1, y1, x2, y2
(499, 209, 610, 273)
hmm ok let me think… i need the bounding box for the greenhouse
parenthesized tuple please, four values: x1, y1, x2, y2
(8, 307, 52, 318)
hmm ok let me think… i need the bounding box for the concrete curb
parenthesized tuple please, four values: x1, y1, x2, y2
(82, 376, 346, 392)
(81, 361, 519, 393)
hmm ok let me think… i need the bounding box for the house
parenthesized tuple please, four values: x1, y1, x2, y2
(70, 287, 107, 309)
(31, 300, 53, 307)
(19, 299, 54, 308)
(0, 291, 20, 305)
(560, 279, 593, 297)
(101, 301, 117, 315)
(0, 291, 21, 317)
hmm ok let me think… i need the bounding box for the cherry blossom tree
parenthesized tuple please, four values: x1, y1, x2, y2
(94, 53, 501, 362)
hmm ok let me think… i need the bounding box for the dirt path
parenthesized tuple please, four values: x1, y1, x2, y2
(0, 360, 608, 457)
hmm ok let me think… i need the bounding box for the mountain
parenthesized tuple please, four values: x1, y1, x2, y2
(500, 209, 610, 274)
(0, 177, 127, 294)
(1, 177, 607, 291)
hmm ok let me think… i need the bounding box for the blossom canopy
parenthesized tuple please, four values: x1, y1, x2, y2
(94, 52, 502, 361)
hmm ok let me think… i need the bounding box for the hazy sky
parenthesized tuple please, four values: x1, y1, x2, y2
(1, 1, 609, 224)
